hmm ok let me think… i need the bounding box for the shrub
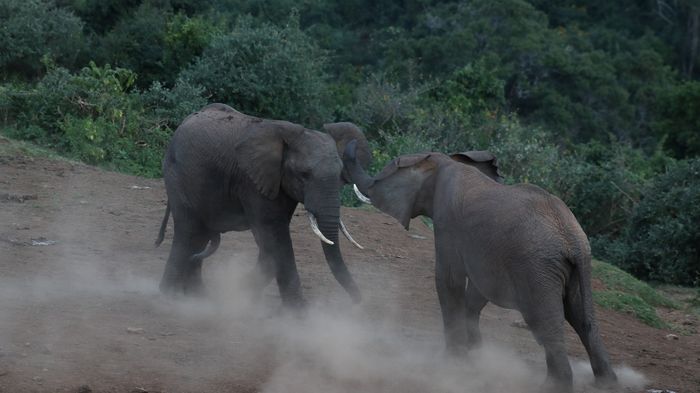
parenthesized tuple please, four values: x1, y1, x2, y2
(0, 62, 193, 177)
(6, 62, 139, 145)
(551, 141, 656, 238)
(163, 12, 223, 76)
(180, 15, 329, 125)
(654, 80, 700, 159)
(98, 3, 170, 88)
(0, 0, 86, 78)
(476, 116, 561, 189)
(141, 79, 208, 129)
(342, 76, 421, 139)
(621, 159, 700, 285)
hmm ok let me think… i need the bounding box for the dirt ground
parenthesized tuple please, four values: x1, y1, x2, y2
(1, 142, 699, 393)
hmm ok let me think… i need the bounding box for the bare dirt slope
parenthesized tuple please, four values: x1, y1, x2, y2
(0, 143, 698, 393)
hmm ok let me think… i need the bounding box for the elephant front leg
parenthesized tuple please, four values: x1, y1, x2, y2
(251, 223, 306, 310)
(435, 258, 468, 355)
(243, 249, 277, 300)
(464, 281, 488, 349)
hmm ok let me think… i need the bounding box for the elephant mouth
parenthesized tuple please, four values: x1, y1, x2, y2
(307, 211, 364, 249)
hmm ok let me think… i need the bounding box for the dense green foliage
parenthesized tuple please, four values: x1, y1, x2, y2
(1, 0, 699, 286)
(598, 159, 700, 286)
(180, 16, 329, 124)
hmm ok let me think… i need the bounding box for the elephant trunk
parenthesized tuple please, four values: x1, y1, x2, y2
(304, 181, 361, 303)
(343, 140, 374, 197)
(321, 240, 361, 303)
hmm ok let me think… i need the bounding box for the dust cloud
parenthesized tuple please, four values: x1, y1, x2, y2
(0, 197, 646, 393)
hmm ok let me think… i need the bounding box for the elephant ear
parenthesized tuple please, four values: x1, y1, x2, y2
(235, 120, 305, 199)
(372, 153, 434, 229)
(450, 151, 504, 183)
(323, 122, 372, 173)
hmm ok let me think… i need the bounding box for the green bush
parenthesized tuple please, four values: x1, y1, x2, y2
(654, 80, 700, 159)
(4, 62, 139, 145)
(0, 0, 86, 78)
(476, 116, 560, 189)
(342, 75, 423, 139)
(621, 159, 700, 285)
(180, 15, 329, 125)
(163, 13, 223, 78)
(59, 115, 115, 164)
(0, 62, 196, 177)
(141, 79, 208, 129)
(98, 3, 170, 88)
(551, 141, 659, 238)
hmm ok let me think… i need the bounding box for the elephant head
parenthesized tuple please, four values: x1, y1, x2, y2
(450, 151, 503, 183)
(231, 116, 371, 301)
(343, 140, 499, 229)
(323, 122, 373, 185)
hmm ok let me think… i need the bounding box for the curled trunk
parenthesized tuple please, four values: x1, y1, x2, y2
(343, 140, 375, 197)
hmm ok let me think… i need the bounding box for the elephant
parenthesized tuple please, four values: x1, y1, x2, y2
(342, 141, 617, 391)
(155, 103, 372, 309)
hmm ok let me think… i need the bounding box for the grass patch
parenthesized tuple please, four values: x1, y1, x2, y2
(656, 285, 700, 316)
(592, 260, 680, 329)
(593, 290, 668, 329)
(592, 260, 678, 308)
(0, 133, 68, 161)
(591, 260, 679, 328)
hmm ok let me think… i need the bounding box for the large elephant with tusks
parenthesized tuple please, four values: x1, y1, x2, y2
(155, 104, 371, 308)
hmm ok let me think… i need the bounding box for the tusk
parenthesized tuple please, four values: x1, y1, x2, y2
(308, 214, 334, 245)
(340, 219, 364, 250)
(353, 184, 372, 204)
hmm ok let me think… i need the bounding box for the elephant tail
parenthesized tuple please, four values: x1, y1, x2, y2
(155, 201, 170, 247)
(571, 248, 596, 323)
(189, 232, 221, 262)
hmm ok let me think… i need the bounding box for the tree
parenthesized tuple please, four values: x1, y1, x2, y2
(0, 0, 86, 78)
(180, 15, 330, 124)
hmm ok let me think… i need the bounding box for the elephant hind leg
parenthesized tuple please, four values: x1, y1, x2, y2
(159, 217, 210, 296)
(564, 275, 617, 387)
(464, 281, 488, 349)
(521, 298, 573, 392)
(435, 257, 468, 355)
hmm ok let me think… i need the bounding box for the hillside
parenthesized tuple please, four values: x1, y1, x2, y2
(0, 139, 698, 392)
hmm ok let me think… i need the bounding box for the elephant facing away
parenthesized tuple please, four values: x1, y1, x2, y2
(343, 141, 617, 392)
(155, 103, 371, 308)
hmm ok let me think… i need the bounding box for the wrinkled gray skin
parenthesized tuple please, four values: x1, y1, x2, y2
(155, 104, 371, 308)
(344, 141, 617, 392)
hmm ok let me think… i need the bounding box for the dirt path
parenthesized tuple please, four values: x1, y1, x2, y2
(0, 146, 698, 393)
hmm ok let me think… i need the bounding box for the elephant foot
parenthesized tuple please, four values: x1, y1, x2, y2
(281, 295, 308, 315)
(593, 372, 618, 390)
(539, 378, 573, 393)
(159, 274, 207, 298)
(443, 331, 473, 358)
(443, 342, 470, 358)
